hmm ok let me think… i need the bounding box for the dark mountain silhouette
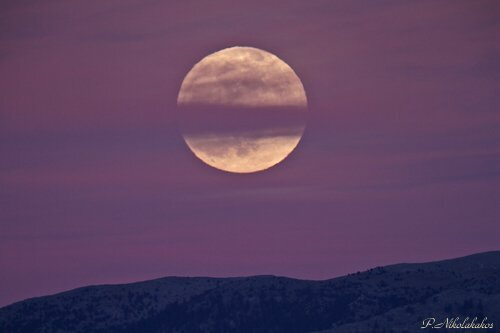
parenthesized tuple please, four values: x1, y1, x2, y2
(1, 251, 498, 333)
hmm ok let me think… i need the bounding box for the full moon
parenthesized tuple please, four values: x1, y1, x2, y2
(177, 46, 307, 173)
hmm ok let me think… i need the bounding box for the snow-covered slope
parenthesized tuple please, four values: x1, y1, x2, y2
(1, 251, 498, 333)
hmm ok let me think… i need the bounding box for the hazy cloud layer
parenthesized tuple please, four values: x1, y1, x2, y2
(0, 0, 498, 306)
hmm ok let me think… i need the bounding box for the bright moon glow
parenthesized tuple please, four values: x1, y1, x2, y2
(178, 46, 307, 173)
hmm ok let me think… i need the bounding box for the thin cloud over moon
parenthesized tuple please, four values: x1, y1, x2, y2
(177, 46, 307, 108)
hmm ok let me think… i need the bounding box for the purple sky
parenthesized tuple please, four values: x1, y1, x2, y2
(1, 0, 499, 307)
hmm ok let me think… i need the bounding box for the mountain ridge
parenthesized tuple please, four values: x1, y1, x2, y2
(8, 250, 498, 307)
(1, 251, 499, 332)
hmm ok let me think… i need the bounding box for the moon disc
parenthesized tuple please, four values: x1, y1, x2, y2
(178, 46, 307, 173)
